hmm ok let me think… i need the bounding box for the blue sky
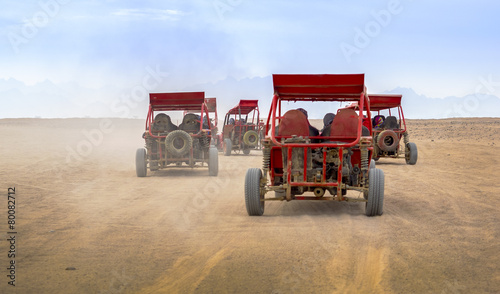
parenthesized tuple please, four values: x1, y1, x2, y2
(1, 0, 499, 116)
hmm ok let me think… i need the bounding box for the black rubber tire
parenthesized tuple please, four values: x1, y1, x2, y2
(223, 138, 232, 156)
(377, 130, 399, 152)
(365, 168, 384, 216)
(406, 142, 418, 165)
(135, 148, 147, 177)
(243, 148, 251, 155)
(245, 168, 264, 216)
(208, 147, 218, 176)
(370, 159, 376, 170)
(243, 130, 259, 147)
(165, 130, 192, 157)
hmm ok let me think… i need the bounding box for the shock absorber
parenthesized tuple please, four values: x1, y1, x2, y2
(360, 145, 369, 187)
(360, 148, 368, 173)
(403, 132, 409, 145)
(262, 142, 271, 172)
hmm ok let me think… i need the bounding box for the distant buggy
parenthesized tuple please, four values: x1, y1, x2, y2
(135, 92, 218, 177)
(222, 99, 260, 156)
(348, 94, 417, 164)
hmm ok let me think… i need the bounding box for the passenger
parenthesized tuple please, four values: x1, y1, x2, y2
(229, 118, 235, 125)
(372, 115, 385, 129)
(296, 108, 319, 139)
(320, 113, 335, 136)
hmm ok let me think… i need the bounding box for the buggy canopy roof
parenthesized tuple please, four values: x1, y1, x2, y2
(272, 74, 366, 101)
(368, 94, 402, 111)
(347, 94, 402, 111)
(205, 97, 217, 113)
(227, 99, 259, 115)
(149, 92, 205, 111)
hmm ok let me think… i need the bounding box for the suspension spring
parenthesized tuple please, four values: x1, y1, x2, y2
(360, 147, 369, 188)
(403, 132, 409, 145)
(360, 148, 368, 172)
(262, 145, 271, 171)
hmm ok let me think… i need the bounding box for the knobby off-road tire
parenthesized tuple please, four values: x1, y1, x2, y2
(365, 168, 384, 216)
(208, 147, 219, 176)
(243, 130, 259, 147)
(135, 148, 147, 177)
(405, 142, 418, 165)
(165, 130, 192, 157)
(223, 138, 232, 156)
(243, 149, 251, 155)
(245, 168, 264, 216)
(377, 130, 399, 152)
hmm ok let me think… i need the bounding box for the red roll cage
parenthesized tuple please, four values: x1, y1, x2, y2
(266, 74, 372, 148)
(146, 92, 214, 139)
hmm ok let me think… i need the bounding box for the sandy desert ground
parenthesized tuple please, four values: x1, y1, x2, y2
(1, 117, 499, 293)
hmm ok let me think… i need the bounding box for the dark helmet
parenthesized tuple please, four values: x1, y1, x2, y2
(296, 108, 308, 118)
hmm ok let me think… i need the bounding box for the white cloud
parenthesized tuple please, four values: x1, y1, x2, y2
(110, 8, 185, 21)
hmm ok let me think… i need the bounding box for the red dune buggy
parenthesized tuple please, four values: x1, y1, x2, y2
(222, 99, 260, 156)
(245, 74, 385, 216)
(349, 94, 417, 164)
(135, 92, 218, 177)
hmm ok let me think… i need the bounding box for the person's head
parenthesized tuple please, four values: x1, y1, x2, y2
(297, 108, 308, 118)
(323, 113, 335, 126)
(373, 116, 384, 128)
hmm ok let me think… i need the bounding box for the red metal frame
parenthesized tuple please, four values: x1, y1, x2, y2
(146, 92, 214, 139)
(265, 74, 372, 200)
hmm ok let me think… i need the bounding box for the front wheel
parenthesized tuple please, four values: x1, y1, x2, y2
(135, 148, 147, 177)
(365, 168, 384, 216)
(245, 168, 264, 216)
(208, 147, 218, 176)
(405, 142, 418, 165)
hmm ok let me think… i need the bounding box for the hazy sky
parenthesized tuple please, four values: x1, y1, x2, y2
(1, 0, 499, 98)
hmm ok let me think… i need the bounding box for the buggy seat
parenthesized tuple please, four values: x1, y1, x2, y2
(278, 110, 310, 137)
(322, 108, 369, 141)
(381, 115, 399, 129)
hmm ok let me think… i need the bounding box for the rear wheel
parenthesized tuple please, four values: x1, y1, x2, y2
(208, 147, 218, 176)
(365, 168, 384, 216)
(165, 130, 192, 157)
(245, 168, 264, 216)
(135, 148, 147, 177)
(377, 130, 399, 152)
(405, 142, 418, 165)
(223, 139, 232, 156)
(243, 130, 259, 147)
(243, 148, 251, 155)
